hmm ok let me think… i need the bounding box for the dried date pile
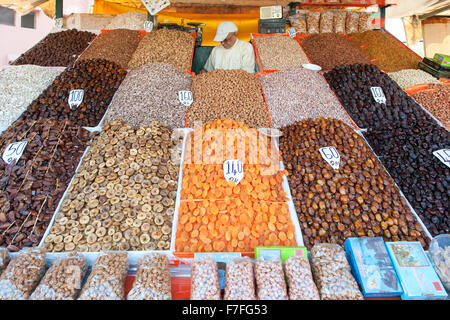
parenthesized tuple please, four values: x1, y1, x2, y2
(44, 121, 181, 252)
(11, 29, 96, 67)
(0, 118, 90, 251)
(324, 64, 436, 129)
(20, 59, 126, 127)
(280, 118, 430, 249)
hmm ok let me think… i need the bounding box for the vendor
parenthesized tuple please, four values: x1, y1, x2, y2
(200, 21, 256, 74)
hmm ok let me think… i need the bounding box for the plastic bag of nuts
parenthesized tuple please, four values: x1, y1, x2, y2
(254, 257, 288, 300)
(285, 256, 320, 300)
(0, 249, 9, 275)
(345, 11, 360, 34)
(290, 10, 307, 34)
(307, 12, 320, 34)
(0, 248, 46, 300)
(190, 256, 221, 300)
(358, 12, 372, 32)
(333, 10, 347, 34)
(320, 10, 334, 34)
(127, 253, 172, 300)
(311, 243, 363, 300)
(78, 251, 128, 300)
(224, 257, 256, 300)
(30, 252, 87, 300)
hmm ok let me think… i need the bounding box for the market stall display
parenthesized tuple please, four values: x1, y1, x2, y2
(104, 11, 147, 30)
(11, 30, 96, 67)
(78, 29, 141, 69)
(410, 84, 450, 130)
(259, 68, 354, 128)
(280, 118, 430, 249)
(254, 256, 288, 300)
(0, 118, 90, 251)
(19, 59, 126, 128)
(43, 121, 181, 252)
(388, 69, 440, 89)
(284, 255, 320, 300)
(128, 29, 195, 72)
(186, 70, 269, 128)
(0, 66, 61, 132)
(102, 63, 192, 129)
(190, 256, 221, 300)
(223, 257, 256, 300)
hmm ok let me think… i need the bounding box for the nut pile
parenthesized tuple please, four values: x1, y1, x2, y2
(324, 64, 435, 129)
(190, 257, 221, 300)
(311, 243, 363, 300)
(253, 35, 309, 70)
(0, 118, 90, 251)
(259, 68, 354, 128)
(127, 253, 172, 300)
(104, 11, 147, 30)
(365, 119, 449, 236)
(254, 257, 288, 300)
(20, 59, 126, 127)
(187, 70, 269, 128)
(285, 256, 320, 300)
(11, 29, 96, 67)
(44, 121, 181, 252)
(223, 257, 256, 300)
(78, 29, 141, 69)
(0, 248, 46, 300)
(300, 33, 370, 70)
(350, 30, 421, 72)
(29, 252, 87, 300)
(388, 69, 440, 89)
(0, 66, 61, 131)
(411, 84, 450, 130)
(78, 251, 128, 300)
(128, 29, 195, 71)
(102, 63, 192, 129)
(0, 248, 10, 275)
(280, 118, 430, 249)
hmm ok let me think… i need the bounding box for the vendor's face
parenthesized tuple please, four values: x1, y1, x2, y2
(221, 32, 237, 49)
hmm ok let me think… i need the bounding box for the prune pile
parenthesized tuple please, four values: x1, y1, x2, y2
(324, 64, 436, 129)
(365, 119, 449, 236)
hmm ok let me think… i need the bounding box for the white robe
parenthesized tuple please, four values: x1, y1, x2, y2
(203, 39, 256, 74)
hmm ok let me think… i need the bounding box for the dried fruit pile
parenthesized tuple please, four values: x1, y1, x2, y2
(280, 118, 430, 249)
(43, 121, 181, 252)
(410, 84, 450, 130)
(175, 119, 297, 253)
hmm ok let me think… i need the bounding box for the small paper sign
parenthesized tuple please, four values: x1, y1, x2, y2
(142, 0, 171, 15)
(2, 141, 27, 165)
(433, 149, 450, 168)
(288, 27, 296, 38)
(370, 87, 386, 104)
(319, 146, 340, 170)
(68, 89, 84, 109)
(178, 90, 193, 107)
(223, 159, 244, 185)
(144, 21, 153, 32)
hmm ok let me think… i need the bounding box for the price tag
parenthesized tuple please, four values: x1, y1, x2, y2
(68, 89, 84, 109)
(288, 27, 296, 38)
(433, 149, 450, 168)
(2, 141, 27, 165)
(144, 21, 153, 32)
(54, 18, 63, 30)
(319, 146, 340, 170)
(178, 90, 193, 107)
(370, 87, 386, 104)
(223, 160, 244, 185)
(142, 0, 171, 15)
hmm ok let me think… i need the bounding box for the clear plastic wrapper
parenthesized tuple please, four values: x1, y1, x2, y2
(358, 12, 372, 32)
(307, 12, 320, 35)
(311, 243, 363, 300)
(78, 251, 128, 300)
(224, 257, 256, 300)
(320, 10, 334, 34)
(285, 256, 320, 300)
(290, 10, 307, 34)
(0, 248, 46, 300)
(429, 235, 450, 292)
(0, 249, 10, 275)
(127, 253, 172, 300)
(30, 252, 87, 300)
(254, 257, 288, 300)
(333, 10, 347, 34)
(190, 257, 220, 300)
(345, 11, 359, 34)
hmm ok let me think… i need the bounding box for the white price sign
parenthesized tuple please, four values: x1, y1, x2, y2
(370, 87, 386, 104)
(142, 0, 171, 15)
(288, 27, 296, 38)
(2, 141, 27, 165)
(144, 21, 153, 32)
(68, 89, 84, 109)
(178, 90, 193, 107)
(223, 159, 244, 185)
(433, 149, 450, 168)
(319, 146, 340, 170)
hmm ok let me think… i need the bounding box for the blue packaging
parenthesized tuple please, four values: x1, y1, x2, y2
(344, 237, 403, 298)
(385, 241, 448, 300)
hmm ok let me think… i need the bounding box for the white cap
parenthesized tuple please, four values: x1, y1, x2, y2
(213, 21, 238, 42)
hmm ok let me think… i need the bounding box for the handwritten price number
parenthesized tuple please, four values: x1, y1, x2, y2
(68, 89, 84, 109)
(144, 21, 153, 32)
(2, 141, 27, 165)
(288, 27, 296, 38)
(178, 90, 193, 107)
(319, 146, 340, 170)
(223, 160, 244, 185)
(433, 149, 450, 168)
(370, 87, 386, 104)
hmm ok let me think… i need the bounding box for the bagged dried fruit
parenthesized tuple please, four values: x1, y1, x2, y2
(224, 257, 256, 300)
(190, 256, 221, 300)
(285, 255, 320, 300)
(254, 256, 288, 300)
